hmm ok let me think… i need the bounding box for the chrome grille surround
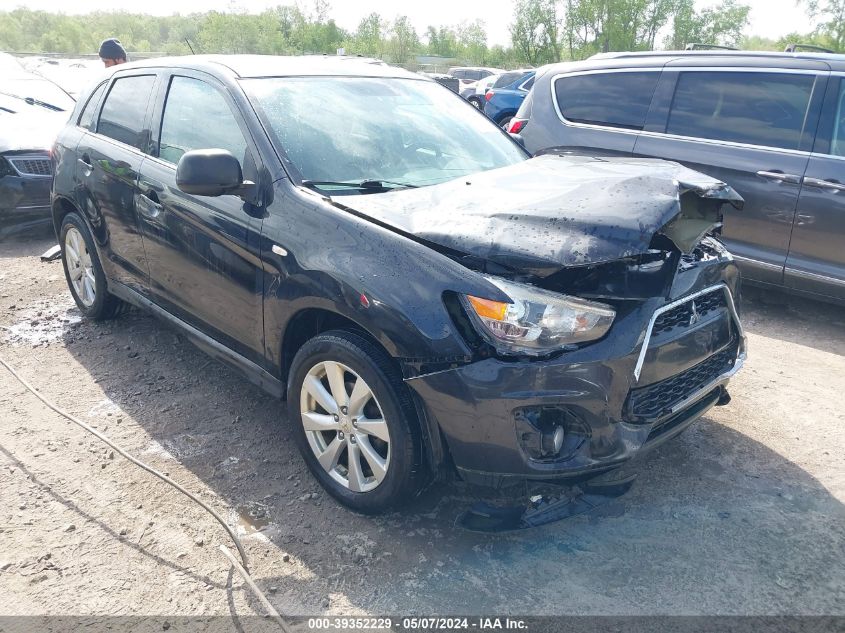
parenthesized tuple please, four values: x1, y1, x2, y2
(633, 283, 746, 383)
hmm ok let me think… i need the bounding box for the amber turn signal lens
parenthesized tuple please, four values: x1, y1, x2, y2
(467, 295, 508, 321)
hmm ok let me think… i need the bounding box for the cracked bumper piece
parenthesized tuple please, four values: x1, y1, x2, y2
(406, 284, 745, 488)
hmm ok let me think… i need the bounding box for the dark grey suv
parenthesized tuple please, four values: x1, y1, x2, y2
(515, 51, 845, 304)
(51, 55, 745, 513)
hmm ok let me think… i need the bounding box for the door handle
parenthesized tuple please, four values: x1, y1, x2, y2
(803, 176, 845, 192)
(756, 170, 801, 184)
(137, 190, 163, 218)
(77, 154, 93, 174)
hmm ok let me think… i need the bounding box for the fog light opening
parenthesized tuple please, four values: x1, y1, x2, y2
(515, 406, 589, 462)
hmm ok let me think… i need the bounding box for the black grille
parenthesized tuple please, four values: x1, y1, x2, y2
(627, 346, 737, 420)
(652, 291, 726, 337)
(10, 158, 52, 177)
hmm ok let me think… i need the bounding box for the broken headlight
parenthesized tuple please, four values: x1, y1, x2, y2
(463, 277, 615, 355)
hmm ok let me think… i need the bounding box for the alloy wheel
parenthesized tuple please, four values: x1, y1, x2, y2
(64, 226, 96, 307)
(300, 360, 391, 493)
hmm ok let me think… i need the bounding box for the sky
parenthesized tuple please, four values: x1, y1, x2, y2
(12, 0, 818, 48)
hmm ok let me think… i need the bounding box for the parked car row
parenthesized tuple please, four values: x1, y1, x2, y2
(483, 69, 535, 127)
(510, 50, 845, 304)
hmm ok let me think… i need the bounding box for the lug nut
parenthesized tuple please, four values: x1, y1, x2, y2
(350, 435, 357, 444)
(351, 419, 358, 427)
(333, 414, 339, 422)
(340, 406, 348, 415)
(338, 431, 345, 440)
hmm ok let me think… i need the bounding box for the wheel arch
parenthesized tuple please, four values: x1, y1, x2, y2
(280, 307, 449, 476)
(280, 307, 375, 387)
(51, 195, 81, 237)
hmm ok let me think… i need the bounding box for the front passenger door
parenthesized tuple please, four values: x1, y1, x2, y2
(137, 73, 266, 365)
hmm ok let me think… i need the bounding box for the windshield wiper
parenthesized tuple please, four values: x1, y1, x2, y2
(301, 179, 418, 192)
(0, 91, 66, 112)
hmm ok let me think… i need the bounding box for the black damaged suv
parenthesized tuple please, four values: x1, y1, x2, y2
(51, 55, 745, 512)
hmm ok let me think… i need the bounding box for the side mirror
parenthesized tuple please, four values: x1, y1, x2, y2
(176, 149, 253, 197)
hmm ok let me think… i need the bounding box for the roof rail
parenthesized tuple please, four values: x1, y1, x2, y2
(784, 43, 835, 53)
(684, 43, 739, 51)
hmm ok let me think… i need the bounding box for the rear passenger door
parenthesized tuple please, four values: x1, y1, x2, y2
(540, 69, 662, 156)
(634, 65, 827, 286)
(137, 71, 266, 365)
(786, 75, 845, 300)
(76, 73, 158, 292)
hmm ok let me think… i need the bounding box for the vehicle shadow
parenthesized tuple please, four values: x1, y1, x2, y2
(51, 300, 845, 616)
(0, 228, 55, 259)
(741, 286, 845, 357)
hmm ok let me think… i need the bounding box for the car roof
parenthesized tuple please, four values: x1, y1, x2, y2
(579, 49, 845, 71)
(108, 54, 426, 80)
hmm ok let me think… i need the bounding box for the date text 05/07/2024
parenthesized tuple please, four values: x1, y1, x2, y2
(306, 617, 529, 630)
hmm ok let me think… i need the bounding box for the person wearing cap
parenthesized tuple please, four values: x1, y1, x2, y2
(99, 38, 127, 67)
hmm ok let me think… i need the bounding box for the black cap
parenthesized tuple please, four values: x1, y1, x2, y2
(99, 38, 126, 61)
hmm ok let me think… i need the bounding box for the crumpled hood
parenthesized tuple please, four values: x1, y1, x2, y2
(337, 154, 743, 276)
(0, 105, 69, 153)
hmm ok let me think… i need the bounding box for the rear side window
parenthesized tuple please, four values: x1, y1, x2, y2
(97, 75, 156, 151)
(520, 76, 535, 91)
(494, 72, 524, 88)
(78, 82, 106, 130)
(554, 71, 660, 130)
(666, 71, 815, 150)
(158, 76, 249, 166)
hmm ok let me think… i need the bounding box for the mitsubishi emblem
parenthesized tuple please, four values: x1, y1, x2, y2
(689, 300, 701, 326)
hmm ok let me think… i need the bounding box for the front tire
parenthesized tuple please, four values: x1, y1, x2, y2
(60, 212, 125, 320)
(287, 330, 425, 513)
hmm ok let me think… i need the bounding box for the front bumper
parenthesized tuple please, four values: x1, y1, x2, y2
(0, 164, 53, 237)
(407, 279, 746, 487)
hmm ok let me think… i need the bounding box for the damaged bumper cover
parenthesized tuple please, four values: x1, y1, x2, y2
(405, 265, 746, 487)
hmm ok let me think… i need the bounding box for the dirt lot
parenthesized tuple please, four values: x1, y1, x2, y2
(1, 231, 843, 619)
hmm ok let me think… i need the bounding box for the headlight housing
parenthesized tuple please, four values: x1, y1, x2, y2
(462, 276, 615, 355)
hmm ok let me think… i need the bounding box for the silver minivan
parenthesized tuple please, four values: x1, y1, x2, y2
(515, 51, 845, 304)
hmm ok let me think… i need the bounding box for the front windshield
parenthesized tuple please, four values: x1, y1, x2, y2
(242, 76, 527, 190)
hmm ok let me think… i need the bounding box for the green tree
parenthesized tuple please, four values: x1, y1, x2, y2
(457, 20, 489, 64)
(510, 0, 560, 65)
(803, 0, 845, 50)
(351, 13, 385, 57)
(387, 16, 420, 66)
(425, 26, 458, 58)
(563, 0, 684, 59)
(666, 0, 751, 50)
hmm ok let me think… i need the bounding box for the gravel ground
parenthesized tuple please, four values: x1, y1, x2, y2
(0, 232, 843, 619)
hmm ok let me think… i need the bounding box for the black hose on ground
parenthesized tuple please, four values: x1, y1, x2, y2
(0, 355, 289, 629)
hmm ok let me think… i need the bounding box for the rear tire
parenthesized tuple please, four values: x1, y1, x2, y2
(287, 330, 425, 513)
(468, 96, 483, 109)
(60, 212, 126, 320)
(498, 115, 513, 130)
